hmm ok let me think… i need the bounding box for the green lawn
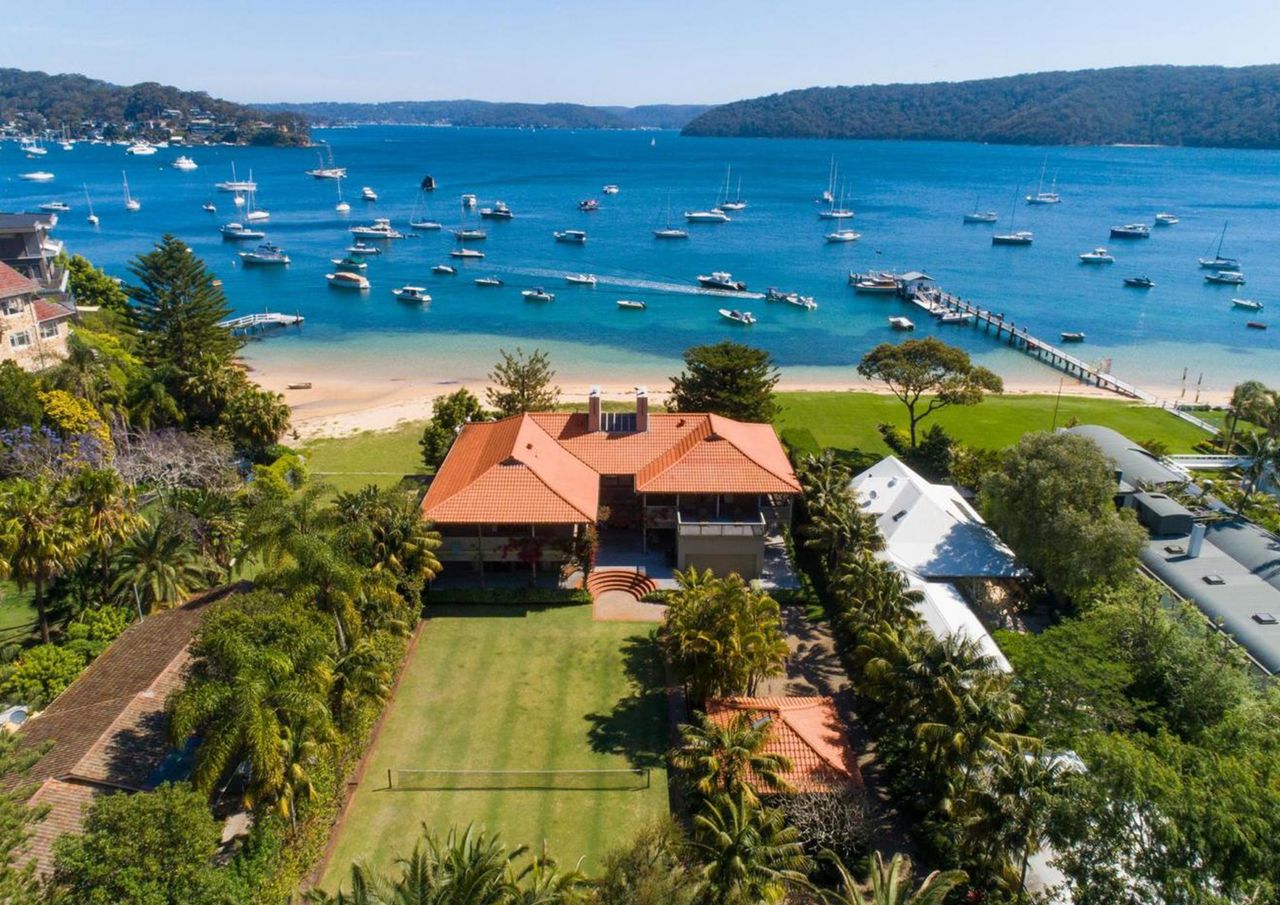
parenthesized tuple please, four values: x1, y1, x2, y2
(775, 392, 1211, 460)
(0, 581, 38, 645)
(319, 605, 670, 890)
(300, 422, 428, 496)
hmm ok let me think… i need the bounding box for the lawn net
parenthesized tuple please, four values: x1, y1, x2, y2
(389, 767, 650, 791)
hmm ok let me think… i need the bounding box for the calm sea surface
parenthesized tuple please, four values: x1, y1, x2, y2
(5, 127, 1279, 396)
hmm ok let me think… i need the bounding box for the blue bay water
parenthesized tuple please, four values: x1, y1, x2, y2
(4, 127, 1279, 397)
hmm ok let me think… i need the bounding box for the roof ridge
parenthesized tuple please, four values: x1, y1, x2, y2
(634, 417, 712, 487)
(510, 417, 598, 522)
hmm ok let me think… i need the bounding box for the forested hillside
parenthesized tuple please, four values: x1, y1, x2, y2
(0, 68, 308, 145)
(261, 99, 710, 130)
(682, 65, 1280, 148)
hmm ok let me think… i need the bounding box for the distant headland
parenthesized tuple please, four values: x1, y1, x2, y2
(681, 64, 1280, 150)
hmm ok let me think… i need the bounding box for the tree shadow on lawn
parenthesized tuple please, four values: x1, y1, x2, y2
(584, 632, 668, 769)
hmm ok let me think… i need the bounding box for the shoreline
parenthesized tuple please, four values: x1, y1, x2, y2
(248, 356, 1217, 441)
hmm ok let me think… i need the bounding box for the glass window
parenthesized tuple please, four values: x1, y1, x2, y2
(38, 321, 59, 340)
(0, 299, 22, 317)
(8, 331, 31, 349)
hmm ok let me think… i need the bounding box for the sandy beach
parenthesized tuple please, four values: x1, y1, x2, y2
(247, 354, 1202, 441)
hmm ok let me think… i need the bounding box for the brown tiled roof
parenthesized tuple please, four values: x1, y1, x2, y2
(12, 586, 238, 876)
(422, 411, 799, 526)
(0, 261, 38, 301)
(32, 300, 73, 323)
(706, 696, 863, 794)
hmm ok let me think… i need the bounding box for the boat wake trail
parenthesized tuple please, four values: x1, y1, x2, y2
(509, 267, 765, 299)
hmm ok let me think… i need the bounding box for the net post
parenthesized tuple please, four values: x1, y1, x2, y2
(387, 768, 392, 789)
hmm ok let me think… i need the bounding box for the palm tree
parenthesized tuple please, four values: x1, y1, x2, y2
(170, 487, 245, 574)
(1224, 380, 1271, 450)
(330, 637, 393, 731)
(265, 533, 365, 652)
(391, 823, 524, 905)
(111, 516, 214, 613)
(1236, 431, 1279, 509)
(304, 863, 386, 904)
(0, 477, 85, 641)
(507, 847, 588, 905)
(825, 851, 967, 905)
(334, 486, 443, 592)
(167, 602, 335, 813)
(798, 451, 883, 576)
(832, 551, 923, 632)
(671, 711, 792, 804)
(691, 793, 812, 905)
(70, 467, 141, 595)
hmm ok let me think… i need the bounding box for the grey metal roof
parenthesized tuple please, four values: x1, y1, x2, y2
(0, 214, 52, 232)
(1065, 424, 1186, 488)
(1132, 491, 1193, 518)
(1141, 520, 1280, 674)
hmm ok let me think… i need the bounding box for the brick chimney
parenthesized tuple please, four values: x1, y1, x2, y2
(588, 386, 602, 433)
(635, 386, 649, 432)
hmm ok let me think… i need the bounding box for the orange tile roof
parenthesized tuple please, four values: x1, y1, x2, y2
(33, 299, 73, 323)
(0, 261, 38, 300)
(422, 411, 799, 526)
(422, 415, 600, 524)
(706, 696, 863, 794)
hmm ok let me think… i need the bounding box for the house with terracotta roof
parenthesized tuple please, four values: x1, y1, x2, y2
(9, 589, 231, 876)
(0, 212, 64, 288)
(705, 696, 862, 793)
(0, 260, 73, 371)
(421, 387, 801, 580)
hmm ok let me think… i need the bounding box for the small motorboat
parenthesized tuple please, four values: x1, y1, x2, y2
(347, 242, 382, 256)
(825, 229, 861, 243)
(764, 288, 817, 310)
(479, 201, 514, 220)
(350, 218, 403, 239)
(432, 264, 457, 275)
(171, 155, 198, 171)
(361, 186, 378, 201)
(719, 308, 757, 325)
(1206, 271, 1246, 285)
(939, 312, 974, 325)
(1247, 321, 1267, 330)
(421, 175, 437, 191)
(20, 171, 55, 182)
(460, 193, 477, 208)
(326, 271, 370, 290)
(450, 248, 485, 259)
(617, 299, 646, 310)
(202, 201, 216, 213)
(1079, 247, 1115, 264)
(554, 229, 587, 244)
(239, 243, 290, 266)
(221, 222, 265, 241)
(1232, 298, 1264, 310)
(37, 201, 71, 212)
(963, 211, 998, 223)
(474, 276, 504, 287)
(653, 227, 689, 239)
(888, 316, 915, 331)
(452, 228, 487, 241)
(602, 184, 620, 195)
(1124, 276, 1155, 288)
(578, 199, 600, 212)
(392, 285, 431, 303)
(410, 219, 442, 231)
(1110, 223, 1151, 239)
(684, 209, 729, 223)
(286, 382, 313, 390)
(992, 231, 1034, 245)
(1060, 331, 1086, 342)
(1155, 212, 1179, 226)
(698, 271, 747, 292)
(565, 273, 596, 286)
(332, 256, 368, 272)
(852, 272, 900, 294)
(522, 287, 555, 302)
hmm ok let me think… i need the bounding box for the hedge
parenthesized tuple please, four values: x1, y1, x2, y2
(424, 587, 592, 607)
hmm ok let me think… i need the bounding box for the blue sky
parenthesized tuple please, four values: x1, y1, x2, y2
(4, 0, 1278, 106)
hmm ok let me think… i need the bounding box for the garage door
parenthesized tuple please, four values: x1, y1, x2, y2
(681, 553, 759, 579)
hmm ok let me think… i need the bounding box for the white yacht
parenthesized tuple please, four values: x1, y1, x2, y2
(825, 229, 860, 243)
(221, 222, 265, 241)
(125, 142, 157, 156)
(992, 230, 1033, 246)
(684, 209, 730, 223)
(460, 193, 477, 209)
(698, 272, 747, 292)
(654, 227, 689, 239)
(452, 228, 487, 241)
(306, 146, 346, 179)
(215, 164, 257, 193)
(449, 247, 485, 259)
(602, 184, 620, 195)
(37, 201, 71, 213)
(19, 171, 55, 182)
(326, 271, 370, 291)
(718, 309, 756, 326)
(84, 185, 98, 226)
(20, 139, 46, 157)
(239, 243, 290, 266)
(889, 316, 916, 330)
(1079, 247, 1115, 264)
(122, 172, 140, 211)
(392, 286, 431, 303)
(244, 191, 269, 222)
(565, 273, 597, 286)
(1205, 271, 1246, 285)
(171, 156, 198, 171)
(1026, 158, 1061, 204)
(1110, 223, 1150, 239)
(554, 229, 587, 244)
(1155, 212, 1179, 226)
(1199, 223, 1239, 270)
(349, 218, 403, 240)
(963, 211, 998, 223)
(522, 288, 555, 302)
(361, 186, 378, 202)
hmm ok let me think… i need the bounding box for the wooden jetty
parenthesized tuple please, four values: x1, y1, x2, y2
(907, 286, 1152, 401)
(218, 312, 304, 336)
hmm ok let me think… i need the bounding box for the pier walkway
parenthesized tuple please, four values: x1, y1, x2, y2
(218, 311, 304, 335)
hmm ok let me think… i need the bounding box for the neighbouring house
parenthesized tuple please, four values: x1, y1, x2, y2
(0, 212, 65, 289)
(1071, 424, 1280, 675)
(8, 589, 230, 876)
(705, 696, 862, 793)
(421, 387, 801, 581)
(0, 260, 73, 371)
(851, 456, 1023, 671)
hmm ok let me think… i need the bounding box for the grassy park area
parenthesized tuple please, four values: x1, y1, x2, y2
(319, 605, 670, 890)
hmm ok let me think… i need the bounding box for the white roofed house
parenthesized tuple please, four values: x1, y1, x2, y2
(851, 456, 1025, 672)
